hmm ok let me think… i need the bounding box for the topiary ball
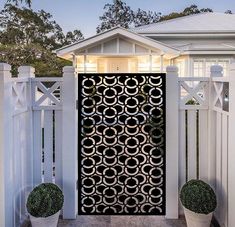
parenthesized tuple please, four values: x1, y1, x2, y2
(27, 183, 64, 218)
(180, 179, 216, 214)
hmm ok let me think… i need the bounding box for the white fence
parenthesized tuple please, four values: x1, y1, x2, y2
(0, 63, 235, 227)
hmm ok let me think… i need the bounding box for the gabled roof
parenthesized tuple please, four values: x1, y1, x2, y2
(55, 27, 180, 59)
(133, 13, 235, 34)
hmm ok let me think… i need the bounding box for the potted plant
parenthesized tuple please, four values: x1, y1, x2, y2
(26, 183, 64, 227)
(180, 179, 217, 227)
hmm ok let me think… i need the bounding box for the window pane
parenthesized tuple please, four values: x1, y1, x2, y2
(193, 60, 204, 77)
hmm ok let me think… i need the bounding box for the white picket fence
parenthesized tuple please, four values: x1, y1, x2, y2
(0, 63, 235, 227)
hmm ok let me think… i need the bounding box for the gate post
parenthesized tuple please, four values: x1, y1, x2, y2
(228, 63, 235, 227)
(165, 66, 179, 219)
(62, 66, 78, 219)
(0, 63, 13, 227)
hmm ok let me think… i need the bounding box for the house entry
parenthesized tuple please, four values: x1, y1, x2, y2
(78, 73, 166, 215)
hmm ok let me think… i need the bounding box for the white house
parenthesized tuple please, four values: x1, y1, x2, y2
(56, 12, 235, 77)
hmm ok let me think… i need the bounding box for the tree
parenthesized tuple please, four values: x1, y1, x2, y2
(225, 10, 233, 14)
(0, 4, 84, 76)
(7, 0, 31, 7)
(97, 2, 215, 33)
(96, 0, 134, 33)
(63, 30, 84, 46)
(159, 5, 213, 21)
(134, 9, 161, 27)
(0, 4, 83, 49)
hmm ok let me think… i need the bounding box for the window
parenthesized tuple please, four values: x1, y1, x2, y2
(193, 59, 204, 77)
(193, 58, 230, 77)
(175, 60, 186, 77)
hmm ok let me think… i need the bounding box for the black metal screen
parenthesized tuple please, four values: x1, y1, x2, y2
(78, 73, 166, 215)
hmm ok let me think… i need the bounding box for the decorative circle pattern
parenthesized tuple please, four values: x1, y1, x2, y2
(79, 74, 165, 215)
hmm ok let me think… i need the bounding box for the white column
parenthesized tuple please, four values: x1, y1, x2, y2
(62, 66, 78, 219)
(0, 63, 13, 227)
(160, 55, 164, 73)
(165, 66, 179, 219)
(84, 55, 87, 73)
(72, 55, 77, 69)
(149, 54, 152, 73)
(228, 63, 235, 227)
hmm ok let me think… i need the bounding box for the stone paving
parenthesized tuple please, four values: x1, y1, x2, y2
(57, 216, 187, 227)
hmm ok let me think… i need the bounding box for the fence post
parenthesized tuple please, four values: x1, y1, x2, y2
(62, 66, 78, 219)
(165, 66, 179, 219)
(18, 66, 35, 190)
(0, 63, 13, 227)
(228, 63, 235, 227)
(208, 66, 223, 189)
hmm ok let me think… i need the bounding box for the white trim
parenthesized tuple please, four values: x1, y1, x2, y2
(182, 51, 235, 55)
(55, 27, 179, 57)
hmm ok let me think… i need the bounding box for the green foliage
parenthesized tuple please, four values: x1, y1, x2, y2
(134, 9, 161, 27)
(180, 180, 217, 214)
(0, 4, 83, 76)
(97, 2, 217, 33)
(7, 0, 31, 7)
(186, 99, 199, 105)
(97, 0, 134, 33)
(26, 183, 64, 218)
(159, 4, 213, 21)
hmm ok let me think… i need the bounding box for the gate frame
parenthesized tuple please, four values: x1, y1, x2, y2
(165, 66, 179, 219)
(62, 66, 179, 219)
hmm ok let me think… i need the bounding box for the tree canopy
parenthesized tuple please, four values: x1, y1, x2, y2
(7, 0, 31, 7)
(0, 4, 84, 76)
(97, 1, 233, 33)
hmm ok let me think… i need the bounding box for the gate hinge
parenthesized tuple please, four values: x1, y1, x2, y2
(76, 100, 78, 110)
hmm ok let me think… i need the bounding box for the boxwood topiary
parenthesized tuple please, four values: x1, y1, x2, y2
(180, 179, 216, 214)
(26, 183, 64, 218)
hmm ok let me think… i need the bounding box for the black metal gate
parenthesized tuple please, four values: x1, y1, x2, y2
(78, 73, 166, 215)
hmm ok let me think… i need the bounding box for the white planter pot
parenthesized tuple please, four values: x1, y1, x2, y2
(184, 207, 213, 227)
(29, 210, 60, 227)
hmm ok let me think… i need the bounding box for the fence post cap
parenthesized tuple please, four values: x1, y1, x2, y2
(63, 66, 75, 73)
(18, 66, 35, 78)
(210, 65, 223, 73)
(0, 63, 11, 71)
(166, 66, 178, 73)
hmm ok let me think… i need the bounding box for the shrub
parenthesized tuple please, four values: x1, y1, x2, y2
(26, 183, 64, 218)
(180, 179, 216, 214)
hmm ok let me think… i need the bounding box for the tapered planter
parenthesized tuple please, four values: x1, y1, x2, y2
(184, 207, 213, 227)
(180, 180, 216, 227)
(27, 183, 64, 227)
(29, 211, 60, 227)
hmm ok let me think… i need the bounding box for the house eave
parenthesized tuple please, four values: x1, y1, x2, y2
(55, 27, 180, 60)
(137, 32, 235, 38)
(181, 50, 235, 55)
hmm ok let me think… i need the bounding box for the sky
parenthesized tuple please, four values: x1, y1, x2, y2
(1, 0, 235, 37)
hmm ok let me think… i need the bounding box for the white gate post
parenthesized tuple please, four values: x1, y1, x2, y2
(0, 63, 13, 227)
(165, 66, 179, 219)
(18, 66, 35, 189)
(62, 66, 78, 219)
(228, 63, 235, 227)
(208, 65, 223, 189)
